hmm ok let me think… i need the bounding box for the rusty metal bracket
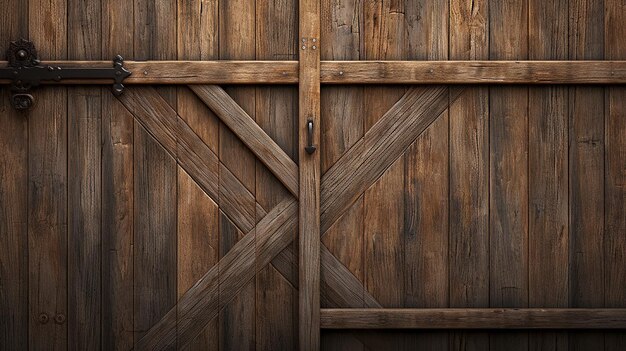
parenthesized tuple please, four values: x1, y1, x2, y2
(1, 39, 131, 110)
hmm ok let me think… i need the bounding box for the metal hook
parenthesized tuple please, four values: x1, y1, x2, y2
(305, 120, 316, 154)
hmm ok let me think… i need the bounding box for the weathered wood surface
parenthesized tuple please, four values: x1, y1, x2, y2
(321, 309, 626, 329)
(299, 0, 321, 349)
(191, 85, 299, 196)
(3, 60, 626, 85)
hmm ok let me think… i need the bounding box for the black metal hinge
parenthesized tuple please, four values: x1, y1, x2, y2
(1, 39, 131, 110)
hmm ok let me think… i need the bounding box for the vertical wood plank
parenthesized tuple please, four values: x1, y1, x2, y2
(256, 0, 299, 349)
(102, 2, 135, 350)
(178, 167, 219, 350)
(569, 0, 606, 349)
(67, 0, 102, 349)
(403, 1, 449, 349)
(176, 1, 220, 349)
(489, 0, 528, 350)
(528, 0, 569, 350)
(133, 125, 177, 345)
(319, 7, 364, 351)
(28, 0, 68, 348)
(218, 0, 257, 348)
(449, 0, 489, 349)
(299, 0, 321, 348)
(0, 1, 28, 349)
(132, 0, 178, 348)
(605, 0, 626, 349)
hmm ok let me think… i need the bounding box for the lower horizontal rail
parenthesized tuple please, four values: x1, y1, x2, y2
(1, 60, 626, 85)
(320, 308, 626, 329)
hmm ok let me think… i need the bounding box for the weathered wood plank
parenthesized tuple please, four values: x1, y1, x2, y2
(67, 0, 102, 349)
(489, 0, 529, 350)
(3, 60, 626, 85)
(136, 198, 298, 350)
(0, 0, 28, 348)
(255, 1, 299, 347)
(364, 159, 405, 307)
(28, 0, 68, 348)
(320, 309, 626, 329)
(569, 0, 606, 349)
(401, 1, 450, 347)
(321, 61, 626, 84)
(101, 2, 134, 349)
(299, 0, 321, 348)
(133, 124, 177, 345)
(528, 0, 569, 349)
(449, 0, 489, 350)
(321, 245, 382, 309)
(177, 167, 220, 350)
(191, 85, 299, 196)
(218, 1, 258, 347)
(321, 86, 462, 234)
(605, 1, 626, 349)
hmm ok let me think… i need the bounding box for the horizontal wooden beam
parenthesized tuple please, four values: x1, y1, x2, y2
(2, 60, 626, 85)
(321, 308, 626, 329)
(0, 60, 299, 84)
(321, 61, 626, 84)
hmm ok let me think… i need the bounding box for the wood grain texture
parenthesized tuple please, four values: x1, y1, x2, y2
(569, 0, 607, 349)
(4, 60, 626, 85)
(489, 0, 529, 350)
(136, 198, 298, 350)
(177, 167, 219, 350)
(321, 86, 462, 234)
(101, 2, 135, 349)
(0, 0, 28, 348)
(67, 0, 102, 349)
(528, 0, 569, 349)
(255, 1, 300, 347)
(321, 309, 626, 329)
(28, 0, 68, 348)
(191, 85, 299, 196)
(299, 0, 321, 348)
(605, 1, 626, 349)
(449, 1, 489, 350)
(133, 124, 177, 345)
(320, 61, 626, 84)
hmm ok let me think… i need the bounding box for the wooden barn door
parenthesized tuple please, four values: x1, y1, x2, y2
(2, 0, 626, 350)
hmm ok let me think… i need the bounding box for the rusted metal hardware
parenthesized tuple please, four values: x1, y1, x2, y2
(1, 39, 131, 110)
(305, 119, 317, 154)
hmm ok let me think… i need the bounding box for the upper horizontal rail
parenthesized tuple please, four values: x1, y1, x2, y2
(1, 60, 626, 85)
(321, 308, 626, 329)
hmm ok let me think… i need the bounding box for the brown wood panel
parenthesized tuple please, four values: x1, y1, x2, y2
(321, 309, 626, 329)
(67, 0, 102, 349)
(605, 1, 626, 350)
(256, 0, 299, 347)
(177, 168, 220, 350)
(299, 0, 321, 348)
(218, 0, 258, 348)
(489, 1, 529, 351)
(449, 0, 490, 350)
(528, 0, 569, 350)
(27, 0, 68, 348)
(0, 1, 28, 349)
(569, 0, 606, 349)
(133, 125, 177, 345)
(101, 2, 134, 350)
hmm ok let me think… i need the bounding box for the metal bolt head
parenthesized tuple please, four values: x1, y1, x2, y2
(302, 45, 306, 50)
(54, 314, 66, 324)
(38, 313, 49, 324)
(17, 49, 28, 59)
(312, 38, 317, 43)
(312, 45, 317, 50)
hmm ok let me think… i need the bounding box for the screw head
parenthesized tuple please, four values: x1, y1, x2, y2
(38, 313, 49, 324)
(54, 314, 66, 324)
(17, 49, 28, 59)
(302, 45, 306, 50)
